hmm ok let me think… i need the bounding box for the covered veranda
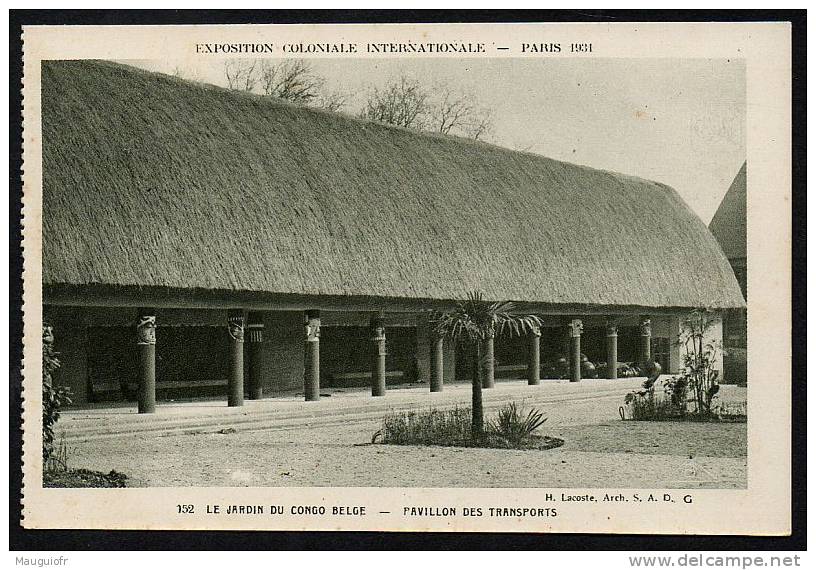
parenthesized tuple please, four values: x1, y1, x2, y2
(46, 287, 702, 413)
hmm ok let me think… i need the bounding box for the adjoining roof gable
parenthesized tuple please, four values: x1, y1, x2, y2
(41, 60, 745, 310)
(709, 162, 747, 260)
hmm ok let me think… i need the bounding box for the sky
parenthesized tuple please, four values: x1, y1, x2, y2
(128, 57, 745, 224)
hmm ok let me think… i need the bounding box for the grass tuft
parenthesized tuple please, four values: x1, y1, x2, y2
(377, 406, 472, 447)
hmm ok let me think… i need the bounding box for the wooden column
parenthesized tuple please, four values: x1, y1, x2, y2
(246, 312, 265, 400)
(227, 310, 245, 407)
(370, 314, 387, 397)
(605, 321, 618, 380)
(568, 318, 583, 383)
(136, 309, 156, 414)
(430, 334, 444, 392)
(304, 310, 321, 401)
(51, 308, 90, 405)
(667, 315, 682, 374)
(639, 316, 652, 368)
(415, 315, 431, 385)
(482, 333, 495, 389)
(443, 340, 457, 385)
(527, 327, 541, 385)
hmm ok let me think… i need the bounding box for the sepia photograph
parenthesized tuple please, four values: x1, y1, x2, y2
(14, 18, 796, 540)
(40, 56, 747, 489)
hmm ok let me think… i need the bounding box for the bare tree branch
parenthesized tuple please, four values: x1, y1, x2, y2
(362, 76, 494, 141)
(315, 89, 348, 113)
(429, 87, 494, 140)
(431, 90, 474, 134)
(222, 59, 346, 113)
(463, 106, 494, 141)
(259, 60, 324, 105)
(360, 76, 430, 129)
(224, 60, 259, 92)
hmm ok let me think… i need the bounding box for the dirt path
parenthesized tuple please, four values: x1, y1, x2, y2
(61, 383, 747, 489)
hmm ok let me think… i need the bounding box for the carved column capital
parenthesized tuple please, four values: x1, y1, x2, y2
(305, 310, 321, 342)
(42, 324, 54, 346)
(568, 319, 583, 338)
(227, 312, 245, 342)
(605, 322, 618, 337)
(136, 315, 156, 345)
(640, 317, 652, 337)
(370, 315, 386, 342)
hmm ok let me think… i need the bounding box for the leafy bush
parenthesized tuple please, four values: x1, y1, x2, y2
(624, 375, 671, 420)
(664, 376, 689, 415)
(621, 311, 726, 421)
(489, 402, 547, 445)
(42, 323, 72, 463)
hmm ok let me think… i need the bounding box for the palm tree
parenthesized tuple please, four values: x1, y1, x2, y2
(433, 291, 542, 441)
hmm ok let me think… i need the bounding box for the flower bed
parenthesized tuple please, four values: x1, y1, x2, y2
(373, 402, 564, 451)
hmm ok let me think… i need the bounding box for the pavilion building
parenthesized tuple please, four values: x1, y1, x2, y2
(41, 60, 745, 410)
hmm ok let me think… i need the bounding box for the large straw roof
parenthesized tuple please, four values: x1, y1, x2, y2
(41, 60, 745, 310)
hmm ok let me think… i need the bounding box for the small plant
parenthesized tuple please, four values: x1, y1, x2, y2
(663, 376, 689, 416)
(44, 436, 71, 472)
(622, 364, 677, 420)
(488, 402, 547, 445)
(623, 378, 676, 420)
(677, 310, 722, 417)
(42, 323, 72, 463)
(621, 310, 731, 421)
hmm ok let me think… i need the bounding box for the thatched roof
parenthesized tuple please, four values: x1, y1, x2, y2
(709, 162, 747, 260)
(41, 60, 745, 310)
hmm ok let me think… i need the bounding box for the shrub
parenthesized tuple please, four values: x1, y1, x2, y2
(375, 406, 472, 446)
(622, 372, 679, 420)
(42, 323, 72, 463)
(624, 389, 675, 420)
(664, 376, 689, 415)
(489, 402, 547, 445)
(621, 310, 726, 421)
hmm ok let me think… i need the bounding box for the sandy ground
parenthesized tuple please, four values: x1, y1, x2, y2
(58, 380, 747, 489)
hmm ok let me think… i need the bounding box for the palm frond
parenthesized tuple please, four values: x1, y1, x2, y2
(433, 291, 542, 343)
(495, 312, 542, 338)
